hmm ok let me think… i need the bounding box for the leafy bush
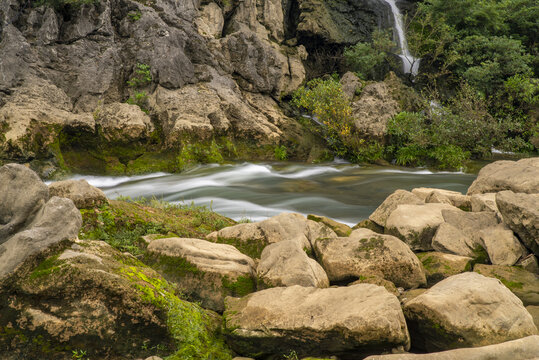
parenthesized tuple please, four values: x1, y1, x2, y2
(343, 30, 395, 80)
(274, 145, 288, 161)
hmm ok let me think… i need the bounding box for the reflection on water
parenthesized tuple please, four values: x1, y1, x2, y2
(67, 162, 477, 226)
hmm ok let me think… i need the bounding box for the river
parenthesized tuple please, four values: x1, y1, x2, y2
(61, 162, 477, 226)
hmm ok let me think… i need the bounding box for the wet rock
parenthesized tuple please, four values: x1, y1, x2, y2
(496, 191, 539, 256)
(369, 190, 424, 227)
(257, 240, 329, 288)
(467, 158, 539, 195)
(474, 264, 539, 306)
(403, 272, 538, 352)
(48, 179, 108, 209)
(314, 228, 426, 289)
(207, 213, 336, 259)
(146, 237, 256, 312)
(364, 335, 539, 360)
(385, 203, 457, 251)
(416, 252, 473, 286)
(224, 284, 410, 358)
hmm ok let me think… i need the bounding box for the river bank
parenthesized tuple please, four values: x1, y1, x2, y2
(1, 158, 538, 359)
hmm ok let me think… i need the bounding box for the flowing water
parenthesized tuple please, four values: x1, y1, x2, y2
(65, 162, 476, 226)
(382, 0, 420, 76)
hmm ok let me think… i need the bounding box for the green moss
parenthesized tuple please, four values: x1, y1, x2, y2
(28, 255, 63, 280)
(80, 200, 234, 258)
(214, 237, 266, 259)
(222, 275, 256, 297)
(143, 253, 202, 279)
(177, 140, 224, 171)
(119, 266, 233, 360)
(356, 237, 385, 253)
(493, 273, 524, 289)
(471, 245, 489, 265)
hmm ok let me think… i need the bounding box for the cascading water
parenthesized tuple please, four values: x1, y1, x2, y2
(382, 0, 420, 76)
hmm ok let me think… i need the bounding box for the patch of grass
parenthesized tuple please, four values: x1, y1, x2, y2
(274, 145, 288, 161)
(28, 255, 63, 280)
(79, 199, 235, 257)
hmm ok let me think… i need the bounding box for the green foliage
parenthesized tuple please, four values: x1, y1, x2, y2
(274, 145, 288, 161)
(127, 10, 142, 22)
(126, 91, 149, 113)
(71, 349, 88, 360)
(127, 63, 152, 88)
(343, 30, 395, 80)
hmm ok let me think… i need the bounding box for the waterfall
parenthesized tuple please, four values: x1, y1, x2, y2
(382, 0, 420, 76)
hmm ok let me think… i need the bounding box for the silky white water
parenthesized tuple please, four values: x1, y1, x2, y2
(383, 0, 420, 76)
(65, 162, 475, 226)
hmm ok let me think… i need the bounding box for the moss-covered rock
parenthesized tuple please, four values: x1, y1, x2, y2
(0, 240, 233, 359)
(417, 252, 473, 286)
(144, 237, 257, 312)
(79, 199, 235, 257)
(474, 264, 539, 306)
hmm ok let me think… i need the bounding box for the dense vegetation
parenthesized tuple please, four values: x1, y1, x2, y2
(293, 0, 538, 170)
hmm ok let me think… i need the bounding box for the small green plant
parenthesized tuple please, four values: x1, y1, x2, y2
(71, 349, 88, 360)
(274, 145, 288, 160)
(126, 91, 149, 113)
(283, 350, 299, 360)
(127, 63, 152, 88)
(127, 10, 142, 22)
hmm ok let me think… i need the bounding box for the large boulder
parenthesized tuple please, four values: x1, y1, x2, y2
(369, 189, 424, 227)
(470, 193, 500, 215)
(0, 164, 82, 281)
(416, 252, 473, 286)
(145, 237, 256, 312)
(48, 179, 108, 209)
(307, 214, 352, 237)
(257, 240, 329, 288)
(364, 335, 539, 360)
(224, 284, 410, 358)
(496, 191, 539, 256)
(0, 240, 231, 359)
(207, 213, 336, 259)
(432, 209, 525, 265)
(403, 272, 538, 352)
(385, 203, 457, 251)
(314, 228, 426, 289)
(474, 264, 539, 306)
(467, 158, 539, 195)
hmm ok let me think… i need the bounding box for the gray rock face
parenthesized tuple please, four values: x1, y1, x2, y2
(403, 272, 538, 352)
(467, 158, 539, 195)
(364, 335, 539, 360)
(369, 190, 424, 227)
(385, 203, 457, 251)
(314, 228, 426, 289)
(496, 191, 539, 256)
(146, 237, 256, 312)
(257, 240, 329, 288)
(224, 284, 410, 358)
(48, 179, 108, 209)
(0, 164, 82, 281)
(207, 212, 336, 258)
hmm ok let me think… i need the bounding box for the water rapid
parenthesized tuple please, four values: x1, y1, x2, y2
(64, 162, 476, 226)
(382, 0, 420, 76)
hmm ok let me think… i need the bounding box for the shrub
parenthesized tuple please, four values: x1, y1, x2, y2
(343, 30, 395, 80)
(274, 145, 288, 161)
